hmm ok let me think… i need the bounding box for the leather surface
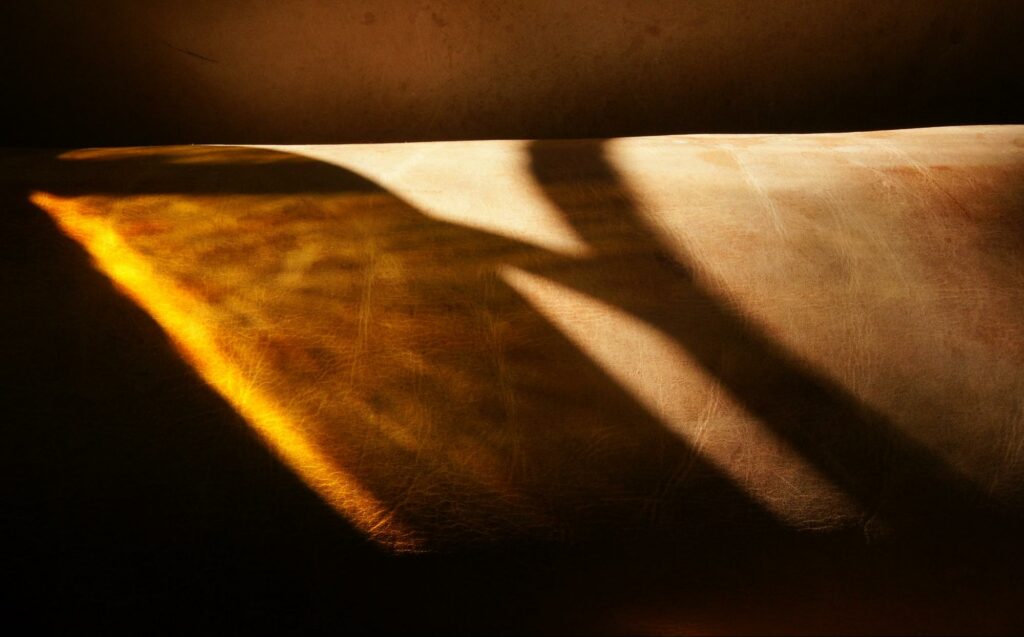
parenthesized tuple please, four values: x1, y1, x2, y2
(3, 126, 1023, 632)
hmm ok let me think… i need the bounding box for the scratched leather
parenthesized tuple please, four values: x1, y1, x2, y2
(22, 126, 1024, 550)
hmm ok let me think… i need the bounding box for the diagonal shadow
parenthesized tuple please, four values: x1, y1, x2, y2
(3, 148, 740, 632)
(16, 146, 792, 549)
(524, 138, 1020, 540)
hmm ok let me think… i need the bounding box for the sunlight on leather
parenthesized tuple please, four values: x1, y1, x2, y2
(31, 190, 415, 548)
(32, 144, 802, 548)
(268, 141, 593, 257)
(28, 146, 610, 549)
(501, 265, 859, 527)
(27, 129, 1024, 550)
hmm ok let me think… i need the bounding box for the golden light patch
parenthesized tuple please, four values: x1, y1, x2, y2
(31, 190, 418, 550)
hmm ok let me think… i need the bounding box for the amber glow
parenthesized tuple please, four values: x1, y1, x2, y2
(31, 190, 417, 549)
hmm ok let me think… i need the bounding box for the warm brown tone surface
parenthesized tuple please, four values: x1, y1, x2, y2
(4, 126, 1023, 632)
(2, 0, 1021, 146)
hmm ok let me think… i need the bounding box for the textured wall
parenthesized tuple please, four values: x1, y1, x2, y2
(2, 0, 1022, 145)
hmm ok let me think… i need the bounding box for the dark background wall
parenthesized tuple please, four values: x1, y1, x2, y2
(1, 0, 1021, 147)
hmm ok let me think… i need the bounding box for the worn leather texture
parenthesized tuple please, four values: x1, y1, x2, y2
(3, 126, 1023, 632)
